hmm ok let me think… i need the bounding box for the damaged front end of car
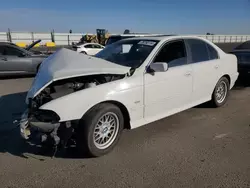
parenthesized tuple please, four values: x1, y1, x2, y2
(20, 73, 126, 155)
(19, 48, 131, 156)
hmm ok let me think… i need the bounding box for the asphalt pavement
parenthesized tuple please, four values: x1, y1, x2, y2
(0, 77, 250, 188)
(0, 41, 248, 188)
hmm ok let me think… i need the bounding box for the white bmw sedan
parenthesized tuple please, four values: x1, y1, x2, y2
(20, 36, 239, 157)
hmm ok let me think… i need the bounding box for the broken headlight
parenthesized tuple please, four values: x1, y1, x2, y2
(32, 109, 60, 123)
(28, 98, 38, 110)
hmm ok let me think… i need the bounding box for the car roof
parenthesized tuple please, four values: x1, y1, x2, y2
(83, 43, 103, 46)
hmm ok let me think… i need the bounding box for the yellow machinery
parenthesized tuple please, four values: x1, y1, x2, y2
(81, 34, 98, 43)
(77, 29, 110, 46)
(96, 29, 110, 46)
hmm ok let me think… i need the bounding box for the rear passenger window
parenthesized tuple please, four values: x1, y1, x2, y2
(207, 44, 219, 60)
(93, 44, 102, 49)
(3, 46, 24, 56)
(186, 39, 210, 63)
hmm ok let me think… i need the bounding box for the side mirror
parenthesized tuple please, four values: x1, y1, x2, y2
(149, 62, 168, 72)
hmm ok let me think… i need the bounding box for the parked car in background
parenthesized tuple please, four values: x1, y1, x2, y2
(0, 40, 48, 76)
(72, 43, 104, 55)
(230, 40, 250, 78)
(20, 36, 238, 157)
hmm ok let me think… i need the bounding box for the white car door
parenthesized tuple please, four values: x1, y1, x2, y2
(185, 39, 220, 102)
(144, 39, 193, 119)
(84, 44, 96, 55)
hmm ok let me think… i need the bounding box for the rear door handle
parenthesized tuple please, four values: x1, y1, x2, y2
(1, 57, 7, 61)
(214, 65, 219, 69)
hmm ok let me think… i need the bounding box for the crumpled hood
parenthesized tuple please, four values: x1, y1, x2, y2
(26, 48, 130, 101)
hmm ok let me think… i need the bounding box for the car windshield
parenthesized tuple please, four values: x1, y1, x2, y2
(105, 36, 122, 45)
(95, 39, 159, 68)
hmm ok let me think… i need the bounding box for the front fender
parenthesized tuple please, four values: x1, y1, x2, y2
(39, 76, 143, 123)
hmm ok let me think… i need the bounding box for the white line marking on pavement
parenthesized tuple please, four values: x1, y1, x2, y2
(213, 132, 231, 140)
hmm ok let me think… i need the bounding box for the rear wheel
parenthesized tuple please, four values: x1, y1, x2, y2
(76, 103, 124, 157)
(211, 77, 230, 107)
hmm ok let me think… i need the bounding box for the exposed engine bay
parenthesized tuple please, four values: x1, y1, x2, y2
(30, 74, 125, 109)
(23, 74, 125, 157)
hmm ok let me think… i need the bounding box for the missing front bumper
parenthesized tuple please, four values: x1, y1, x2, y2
(20, 110, 30, 139)
(20, 121, 60, 140)
(20, 108, 62, 139)
(20, 119, 60, 142)
(20, 109, 76, 151)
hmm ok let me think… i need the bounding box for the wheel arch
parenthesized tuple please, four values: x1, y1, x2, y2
(211, 74, 231, 107)
(80, 51, 87, 54)
(211, 74, 231, 97)
(223, 74, 231, 87)
(82, 100, 131, 129)
(214, 74, 231, 90)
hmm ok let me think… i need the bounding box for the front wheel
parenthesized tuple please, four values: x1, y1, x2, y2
(211, 77, 230, 107)
(76, 103, 124, 157)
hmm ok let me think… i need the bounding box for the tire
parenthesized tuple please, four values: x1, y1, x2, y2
(211, 77, 230, 107)
(76, 103, 124, 157)
(80, 51, 87, 55)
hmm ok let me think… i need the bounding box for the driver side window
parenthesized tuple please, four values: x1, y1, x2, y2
(153, 40, 187, 68)
(84, 44, 93, 49)
(94, 44, 103, 49)
(3, 46, 24, 57)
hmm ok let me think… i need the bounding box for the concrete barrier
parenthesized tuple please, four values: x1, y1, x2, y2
(1, 31, 250, 46)
(54, 33, 83, 45)
(0, 32, 8, 42)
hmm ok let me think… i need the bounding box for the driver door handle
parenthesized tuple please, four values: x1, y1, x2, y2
(1, 57, 7, 61)
(184, 72, 191, 76)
